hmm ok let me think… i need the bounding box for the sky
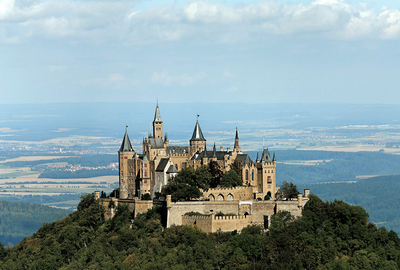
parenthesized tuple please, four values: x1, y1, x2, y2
(1, 0, 400, 104)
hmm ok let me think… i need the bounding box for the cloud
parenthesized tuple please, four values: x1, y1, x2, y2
(2, 0, 400, 46)
(109, 73, 124, 82)
(151, 71, 207, 86)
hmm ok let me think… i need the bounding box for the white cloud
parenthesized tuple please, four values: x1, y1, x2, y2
(151, 71, 207, 86)
(2, 0, 400, 45)
(109, 73, 124, 82)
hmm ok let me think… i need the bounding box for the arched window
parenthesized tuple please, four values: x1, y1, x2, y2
(208, 194, 215, 201)
(251, 170, 254, 181)
(267, 176, 272, 183)
(227, 193, 234, 201)
(245, 170, 249, 181)
(217, 194, 224, 201)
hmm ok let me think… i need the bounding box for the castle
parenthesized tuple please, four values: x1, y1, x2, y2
(97, 103, 309, 233)
(118, 102, 278, 201)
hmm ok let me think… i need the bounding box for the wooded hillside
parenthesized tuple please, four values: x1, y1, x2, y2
(1, 194, 400, 269)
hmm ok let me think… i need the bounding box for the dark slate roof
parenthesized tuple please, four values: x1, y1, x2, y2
(190, 119, 206, 141)
(153, 103, 162, 123)
(235, 154, 253, 165)
(167, 164, 178, 174)
(156, 158, 170, 172)
(119, 129, 133, 152)
(166, 146, 189, 155)
(148, 138, 164, 149)
(191, 150, 232, 161)
(261, 148, 272, 162)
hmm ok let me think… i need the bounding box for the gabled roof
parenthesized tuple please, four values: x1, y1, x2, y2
(235, 154, 253, 165)
(148, 138, 164, 149)
(190, 150, 232, 161)
(119, 128, 133, 152)
(167, 164, 178, 174)
(156, 158, 170, 172)
(166, 146, 189, 155)
(190, 119, 206, 141)
(153, 102, 162, 124)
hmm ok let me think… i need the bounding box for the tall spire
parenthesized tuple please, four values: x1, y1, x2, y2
(119, 126, 133, 152)
(153, 102, 162, 124)
(273, 152, 276, 162)
(213, 143, 217, 158)
(256, 152, 259, 162)
(234, 127, 240, 150)
(190, 115, 206, 141)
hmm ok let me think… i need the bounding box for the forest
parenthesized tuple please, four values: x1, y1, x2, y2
(0, 201, 71, 246)
(1, 194, 400, 269)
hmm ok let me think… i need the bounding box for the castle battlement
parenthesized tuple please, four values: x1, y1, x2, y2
(182, 215, 211, 220)
(205, 186, 253, 192)
(214, 215, 249, 220)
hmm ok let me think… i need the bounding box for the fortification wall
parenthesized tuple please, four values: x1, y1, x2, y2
(182, 215, 213, 233)
(202, 186, 255, 201)
(212, 215, 254, 233)
(167, 201, 239, 227)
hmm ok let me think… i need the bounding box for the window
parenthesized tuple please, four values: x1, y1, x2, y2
(267, 176, 272, 184)
(246, 170, 249, 181)
(144, 163, 147, 168)
(251, 170, 254, 181)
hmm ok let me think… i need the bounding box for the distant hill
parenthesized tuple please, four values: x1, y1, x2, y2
(300, 174, 400, 233)
(1, 194, 400, 269)
(0, 201, 72, 246)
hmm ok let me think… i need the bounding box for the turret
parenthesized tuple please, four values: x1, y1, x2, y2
(234, 127, 240, 152)
(189, 115, 206, 151)
(119, 126, 135, 199)
(153, 102, 163, 139)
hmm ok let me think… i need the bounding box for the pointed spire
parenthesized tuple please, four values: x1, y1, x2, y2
(256, 152, 259, 162)
(190, 115, 206, 141)
(119, 126, 133, 152)
(213, 143, 217, 158)
(273, 152, 276, 162)
(164, 132, 168, 141)
(234, 127, 240, 150)
(153, 102, 162, 124)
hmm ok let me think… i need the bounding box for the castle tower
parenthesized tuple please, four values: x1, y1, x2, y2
(189, 116, 206, 151)
(256, 148, 277, 198)
(119, 126, 135, 199)
(234, 127, 240, 152)
(153, 102, 163, 139)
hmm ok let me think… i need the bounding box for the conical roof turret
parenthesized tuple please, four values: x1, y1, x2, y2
(119, 126, 133, 152)
(153, 102, 162, 124)
(190, 116, 206, 141)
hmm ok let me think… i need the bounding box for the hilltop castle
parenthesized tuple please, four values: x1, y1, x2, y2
(118, 102, 278, 201)
(97, 103, 309, 233)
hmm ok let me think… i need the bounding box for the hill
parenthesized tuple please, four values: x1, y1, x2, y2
(0, 201, 72, 246)
(300, 174, 400, 234)
(1, 194, 400, 269)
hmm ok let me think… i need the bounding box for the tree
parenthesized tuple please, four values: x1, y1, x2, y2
(141, 193, 151, 200)
(209, 161, 223, 188)
(280, 181, 299, 200)
(220, 170, 242, 187)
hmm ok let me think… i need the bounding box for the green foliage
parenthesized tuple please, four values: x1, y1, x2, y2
(264, 194, 270, 200)
(0, 201, 71, 246)
(140, 193, 151, 200)
(280, 181, 299, 200)
(215, 212, 236, 217)
(220, 169, 242, 187)
(161, 167, 205, 202)
(3, 194, 400, 269)
(184, 212, 209, 216)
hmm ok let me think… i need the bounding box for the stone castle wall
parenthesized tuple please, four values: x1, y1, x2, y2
(202, 186, 255, 201)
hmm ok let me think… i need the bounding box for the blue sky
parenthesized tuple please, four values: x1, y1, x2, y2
(1, 0, 400, 104)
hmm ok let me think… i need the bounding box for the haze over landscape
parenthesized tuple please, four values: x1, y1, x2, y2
(3, 0, 400, 268)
